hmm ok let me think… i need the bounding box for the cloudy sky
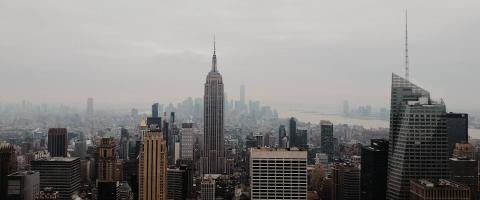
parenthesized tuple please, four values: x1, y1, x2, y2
(0, 0, 479, 114)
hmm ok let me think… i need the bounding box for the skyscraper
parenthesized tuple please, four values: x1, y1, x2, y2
(97, 137, 117, 182)
(86, 98, 94, 117)
(1, 143, 17, 200)
(410, 179, 470, 200)
(201, 175, 216, 200)
(119, 128, 130, 160)
(361, 139, 389, 200)
(167, 168, 188, 200)
(181, 123, 194, 160)
(202, 41, 225, 174)
(288, 117, 297, 148)
(387, 74, 449, 200)
(138, 131, 167, 200)
(332, 162, 360, 200)
(320, 120, 334, 162)
(31, 157, 81, 200)
(278, 125, 287, 147)
(249, 148, 307, 200)
(47, 128, 68, 157)
(446, 112, 469, 153)
(240, 84, 245, 109)
(152, 103, 159, 118)
(450, 143, 477, 200)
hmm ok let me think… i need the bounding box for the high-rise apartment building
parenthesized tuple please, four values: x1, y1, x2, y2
(7, 171, 40, 200)
(446, 113, 468, 153)
(361, 139, 388, 200)
(1, 143, 17, 200)
(332, 162, 360, 200)
(47, 128, 68, 157)
(410, 179, 470, 200)
(31, 157, 81, 200)
(387, 74, 449, 200)
(250, 148, 307, 200)
(202, 42, 225, 174)
(138, 131, 167, 200)
(181, 123, 194, 160)
(320, 120, 334, 161)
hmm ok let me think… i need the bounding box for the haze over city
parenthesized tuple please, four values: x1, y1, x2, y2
(1, 0, 479, 115)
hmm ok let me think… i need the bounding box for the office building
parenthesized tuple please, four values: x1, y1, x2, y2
(138, 131, 167, 200)
(86, 98, 94, 117)
(181, 123, 194, 160)
(250, 148, 307, 200)
(361, 139, 389, 200)
(201, 175, 216, 200)
(447, 113, 469, 153)
(332, 162, 360, 200)
(97, 137, 117, 182)
(450, 143, 477, 200)
(278, 125, 287, 147)
(453, 143, 474, 158)
(119, 128, 130, 160)
(97, 181, 118, 200)
(167, 168, 187, 200)
(7, 171, 40, 200)
(122, 159, 138, 200)
(387, 74, 449, 200)
(202, 41, 225, 174)
(117, 181, 134, 200)
(289, 117, 297, 148)
(410, 179, 470, 200)
(1, 143, 17, 200)
(296, 129, 308, 149)
(254, 134, 263, 147)
(31, 157, 80, 200)
(320, 120, 334, 161)
(152, 103, 159, 118)
(47, 128, 68, 157)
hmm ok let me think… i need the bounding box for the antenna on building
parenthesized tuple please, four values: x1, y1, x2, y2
(405, 9, 409, 80)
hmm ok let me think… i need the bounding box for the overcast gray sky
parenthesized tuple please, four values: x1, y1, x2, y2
(0, 0, 479, 114)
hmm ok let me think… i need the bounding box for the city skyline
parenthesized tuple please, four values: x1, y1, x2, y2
(1, 1, 479, 114)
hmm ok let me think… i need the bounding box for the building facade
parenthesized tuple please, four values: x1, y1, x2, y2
(446, 113, 468, 153)
(332, 162, 360, 200)
(320, 120, 334, 162)
(47, 128, 68, 157)
(1, 143, 17, 200)
(387, 74, 449, 200)
(250, 148, 307, 200)
(7, 171, 40, 200)
(410, 179, 470, 200)
(181, 123, 194, 160)
(138, 131, 167, 200)
(202, 42, 225, 174)
(360, 139, 389, 200)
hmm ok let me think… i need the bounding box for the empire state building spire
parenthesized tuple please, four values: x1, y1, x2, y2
(212, 37, 217, 72)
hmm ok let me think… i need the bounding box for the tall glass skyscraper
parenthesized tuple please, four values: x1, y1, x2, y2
(202, 42, 225, 174)
(386, 74, 449, 200)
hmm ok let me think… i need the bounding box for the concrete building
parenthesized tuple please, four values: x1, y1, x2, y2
(47, 128, 68, 157)
(320, 120, 334, 162)
(117, 181, 134, 200)
(332, 162, 360, 200)
(138, 131, 167, 200)
(202, 41, 225, 174)
(450, 143, 478, 200)
(97, 137, 118, 182)
(1, 143, 17, 200)
(250, 148, 307, 200)
(7, 171, 40, 200)
(410, 179, 470, 200)
(387, 74, 449, 200)
(181, 123, 194, 160)
(31, 157, 80, 200)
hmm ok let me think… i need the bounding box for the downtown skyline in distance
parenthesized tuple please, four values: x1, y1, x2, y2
(1, 1, 480, 115)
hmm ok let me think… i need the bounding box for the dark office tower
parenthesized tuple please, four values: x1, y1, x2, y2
(387, 74, 449, 200)
(296, 129, 308, 149)
(320, 120, 334, 162)
(167, 168, 187, 200)
(152, 103, 159, 118)
(47, 128, 68, 157)
(117, 181, 134, 200)
(447, 113, 469, 153)
(450, 143, 477, 200)
(123, 159, 138, 200)
(31, 157, 81, 200)
(288, 117, 297, 148)
(361, 139, 389, 200)
(119, 128, 129, 160)
(1, 143, 17, 200)
(278, 125, 286, 147)
(332, 162, 360, 200)
(86, 98, 94, 117)
(97, 181, 118, 200)
(202, 40, 225, 174)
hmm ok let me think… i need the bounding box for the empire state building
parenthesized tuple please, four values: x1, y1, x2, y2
(202, 41, 225, 174)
